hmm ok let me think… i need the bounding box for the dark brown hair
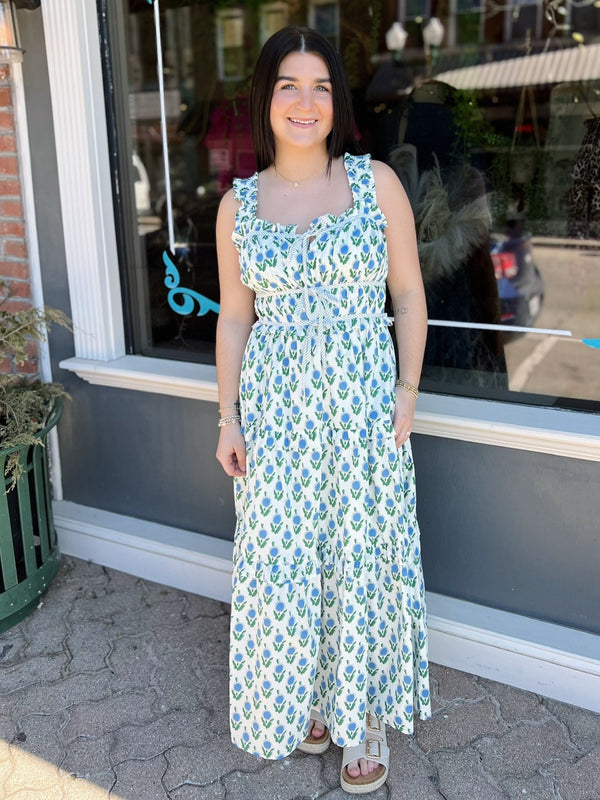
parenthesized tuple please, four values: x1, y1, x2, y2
(249, 26, 360, 172)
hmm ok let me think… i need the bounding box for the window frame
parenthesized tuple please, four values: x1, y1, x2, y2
(216, 7, 246, 82)
(42, 0, 600, 463)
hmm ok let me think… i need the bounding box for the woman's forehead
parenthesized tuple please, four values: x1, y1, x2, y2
(277, 51, 330, 79)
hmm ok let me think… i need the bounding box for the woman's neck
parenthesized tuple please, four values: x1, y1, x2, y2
(271, 146, 330, 183)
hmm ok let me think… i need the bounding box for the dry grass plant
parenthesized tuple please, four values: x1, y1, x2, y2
(0, 281, 70, 490)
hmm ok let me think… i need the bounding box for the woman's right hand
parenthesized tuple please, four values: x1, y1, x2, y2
(216, 424, 247, 477)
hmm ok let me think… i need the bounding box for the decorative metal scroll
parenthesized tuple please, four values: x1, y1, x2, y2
(163, 250, 220, 316)
(149, 0, 220, 317)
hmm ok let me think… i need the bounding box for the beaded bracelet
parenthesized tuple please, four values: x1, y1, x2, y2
(218, 414, 241, 428)
(395, 378, 419, 399)
(219, 402, 240, 414)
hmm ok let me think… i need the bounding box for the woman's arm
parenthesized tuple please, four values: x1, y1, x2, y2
(373, 160, 428, 447)
(215, 189, 256, 476)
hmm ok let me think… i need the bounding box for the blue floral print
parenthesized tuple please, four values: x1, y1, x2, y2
(229, 153, 430, 760)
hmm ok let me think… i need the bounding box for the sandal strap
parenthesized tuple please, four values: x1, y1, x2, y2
(341, 719, 389, 771)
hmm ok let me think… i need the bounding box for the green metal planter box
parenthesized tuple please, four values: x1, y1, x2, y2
(0, 399, 62, 633)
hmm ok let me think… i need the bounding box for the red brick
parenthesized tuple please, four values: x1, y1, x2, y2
(0, 111, 14, 131)
(0, 357, 14, 374)
(0, 220, 24, 237)
(0, 88, 12, 108)
(0, 199, 22, 217)
(0, 155, 18, 176)
(19, 359, 39, 375)
(0, 260, 29, 279)
(0, 134, 16, 152)
(4, 240, 27, 258)
(0, 179, 20, 196)
(5, 279, 29, 298)
(1, 298, 30, 313)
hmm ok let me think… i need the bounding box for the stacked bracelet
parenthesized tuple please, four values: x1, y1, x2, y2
(218, 414, 241, 428)
(219, 402, 240, 414)
(395, 378, 419, 398)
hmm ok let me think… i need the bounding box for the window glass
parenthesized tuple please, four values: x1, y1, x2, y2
(104, 0, 600, 412)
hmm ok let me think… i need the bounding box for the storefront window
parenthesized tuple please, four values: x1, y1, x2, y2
(102, 0, 600, 412)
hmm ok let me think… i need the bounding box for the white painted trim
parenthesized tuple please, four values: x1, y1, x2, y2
(59, 355, 600, 460)
(415, 410, 600, 461)
(60, 355, 219, 402)
(11, 60, 63, 500)
(54, 500, 600, 714)
(41, 0, 125, 361)
(426, 596, 600, 714)
(54, 500, 233, 603)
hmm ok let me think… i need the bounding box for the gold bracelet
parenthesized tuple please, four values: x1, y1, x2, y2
(395, 378, 419, 398)
(219, 402, 240, 414)
(218, 414, 241, 428)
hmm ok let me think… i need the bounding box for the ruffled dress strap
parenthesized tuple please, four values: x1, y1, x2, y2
(345, 153, 387, 231)
(231, 172, 258, 250)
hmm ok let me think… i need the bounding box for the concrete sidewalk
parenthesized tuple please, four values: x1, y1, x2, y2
(0, 556, 598, 800)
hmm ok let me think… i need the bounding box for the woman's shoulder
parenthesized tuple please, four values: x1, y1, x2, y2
(370, 158, 402, 185)
(366, 159, 413, 224)
(218, 187, 241, 217)
(216, 188, 241, 237)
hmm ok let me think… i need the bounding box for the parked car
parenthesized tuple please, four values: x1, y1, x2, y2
(491, 232, 544, 329)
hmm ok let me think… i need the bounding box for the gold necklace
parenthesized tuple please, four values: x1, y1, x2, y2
(273, 161, 328, 189)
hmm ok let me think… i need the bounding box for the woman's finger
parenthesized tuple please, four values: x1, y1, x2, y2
(234, 441, 246, 474)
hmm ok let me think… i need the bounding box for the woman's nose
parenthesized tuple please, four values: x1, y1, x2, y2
(295, 86, 314, 110)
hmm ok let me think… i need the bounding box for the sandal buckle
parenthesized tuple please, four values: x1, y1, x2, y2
(366, 739, 381, 759)
(366, 713, 381, 732)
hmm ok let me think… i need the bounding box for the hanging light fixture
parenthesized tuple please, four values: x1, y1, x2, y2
(422, 17, 445, 75)
(386, 21, 408, 62)
(0, 1, 23, 64)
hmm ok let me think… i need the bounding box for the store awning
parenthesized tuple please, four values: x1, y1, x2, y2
(435, 43, 600, 90)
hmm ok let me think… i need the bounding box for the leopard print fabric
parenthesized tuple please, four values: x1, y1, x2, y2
(566, 116, 600, 239)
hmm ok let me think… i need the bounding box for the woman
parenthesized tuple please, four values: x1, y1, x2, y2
(216, 26, 430, 794)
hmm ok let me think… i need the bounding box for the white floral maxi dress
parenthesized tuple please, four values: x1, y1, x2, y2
(229, 153, 430, 760)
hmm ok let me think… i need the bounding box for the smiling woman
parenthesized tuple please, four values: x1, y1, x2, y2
(214, 23, 430, 794)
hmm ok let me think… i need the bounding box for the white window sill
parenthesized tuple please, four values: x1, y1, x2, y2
(60, 355, 600, 461)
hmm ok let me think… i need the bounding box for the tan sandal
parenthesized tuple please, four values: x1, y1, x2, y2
(340, 714, 389, 795)
(297, 708, 331, 754)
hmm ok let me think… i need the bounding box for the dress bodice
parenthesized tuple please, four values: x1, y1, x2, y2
(231, 153, 389, 305)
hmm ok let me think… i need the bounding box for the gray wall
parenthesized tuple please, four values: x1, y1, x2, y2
(411, 436, 600, 635)
(19, 9, 600, 636)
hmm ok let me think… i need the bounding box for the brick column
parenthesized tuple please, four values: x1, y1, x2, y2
(0, 63, 38, 378)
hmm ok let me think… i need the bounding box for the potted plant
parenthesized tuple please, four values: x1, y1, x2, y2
(0, 281, 70, 632)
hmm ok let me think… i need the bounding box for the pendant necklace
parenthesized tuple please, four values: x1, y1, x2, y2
(274, 161, 328, 189)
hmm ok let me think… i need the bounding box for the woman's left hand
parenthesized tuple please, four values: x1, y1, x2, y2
(393, 388, 416, 448)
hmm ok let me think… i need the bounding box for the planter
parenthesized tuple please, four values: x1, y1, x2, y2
(0, 399, 62, 633)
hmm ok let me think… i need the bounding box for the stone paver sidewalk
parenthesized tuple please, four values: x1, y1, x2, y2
(1, 557, 599, 799)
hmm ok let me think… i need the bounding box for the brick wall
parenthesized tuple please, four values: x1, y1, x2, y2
(0, 63, 38, 378)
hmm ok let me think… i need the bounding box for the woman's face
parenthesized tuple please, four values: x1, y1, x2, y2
(269, 51, 334, 154)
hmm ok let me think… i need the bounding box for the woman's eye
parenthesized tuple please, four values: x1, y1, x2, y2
(315, 85, 329, 92)
(280, 83, 296, 90)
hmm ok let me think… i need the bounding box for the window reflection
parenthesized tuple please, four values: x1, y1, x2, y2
(110, 0, 600, 410)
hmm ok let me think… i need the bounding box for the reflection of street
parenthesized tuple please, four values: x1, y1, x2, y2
(505, 243, 600, 402)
